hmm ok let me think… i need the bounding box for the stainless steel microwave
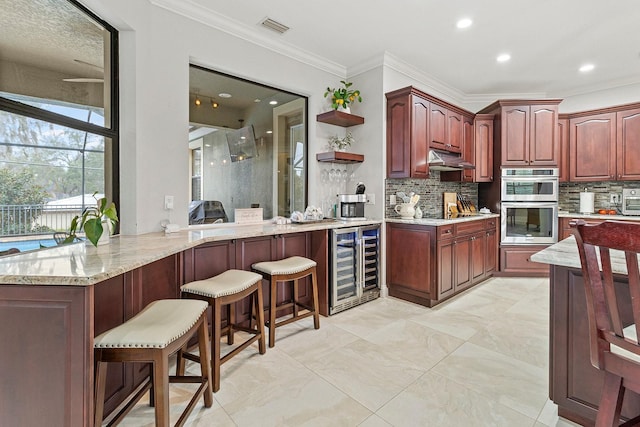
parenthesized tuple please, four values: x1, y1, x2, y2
(501, 168, 559, 202)
(622, 189, 640, 215)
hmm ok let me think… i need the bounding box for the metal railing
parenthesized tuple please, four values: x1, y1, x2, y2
(0, 204, 85, 237)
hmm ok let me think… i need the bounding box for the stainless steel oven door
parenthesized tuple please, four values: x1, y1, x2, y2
(501, 176, 559, 202)
(501, 202, 558, 244)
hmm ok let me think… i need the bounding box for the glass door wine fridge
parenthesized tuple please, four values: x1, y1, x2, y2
(330, 224, 380, 314)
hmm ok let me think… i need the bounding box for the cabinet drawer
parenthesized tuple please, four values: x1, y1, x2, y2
(438, 224, 454, 239)
(484, 217, 498, 230)
(454, 220, 485, 236)
(500, 245, 549, 276)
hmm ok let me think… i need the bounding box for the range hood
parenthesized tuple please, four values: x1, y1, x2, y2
(427, 149, 475, 171)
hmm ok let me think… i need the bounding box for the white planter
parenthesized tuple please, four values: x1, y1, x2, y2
(97, 220, 111, 245)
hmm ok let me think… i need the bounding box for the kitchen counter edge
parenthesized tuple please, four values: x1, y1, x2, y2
(0, 219, 381, 286)
(385, 213, 499, 226)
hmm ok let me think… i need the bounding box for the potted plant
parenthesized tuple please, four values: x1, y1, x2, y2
(328, 132, 355, 151)
(64, 192, 118, 246)
(324, 80, 362, 112)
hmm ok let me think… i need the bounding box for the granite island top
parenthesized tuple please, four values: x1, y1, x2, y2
(530, 235, 633, 276)
(558, 211, 640, 221)
(0, 219, 380, 286)
(386, 213, 499, 226)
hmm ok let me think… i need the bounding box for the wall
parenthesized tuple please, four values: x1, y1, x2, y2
(559, 181, 634, 214)
(80, 0, 342, 233)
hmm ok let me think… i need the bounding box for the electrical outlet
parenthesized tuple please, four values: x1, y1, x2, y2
(389, 194, 396, 205)
(164, 195, 174, 210)
(366, 194, 375, 205)
(610, 193, 620, 204)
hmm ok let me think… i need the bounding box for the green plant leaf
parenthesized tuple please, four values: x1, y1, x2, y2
(83, 217, 103, 247)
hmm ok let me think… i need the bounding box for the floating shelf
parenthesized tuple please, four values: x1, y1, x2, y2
(316, 110, 364, 127)
(316, 151, 364, 164)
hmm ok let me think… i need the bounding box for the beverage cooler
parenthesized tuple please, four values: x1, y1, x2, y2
(330, 224, 380, 314)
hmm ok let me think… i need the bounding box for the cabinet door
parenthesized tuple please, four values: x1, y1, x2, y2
(617, 108, 640, 180)
(189, 241, 236, 281)
(447, 110, 463, 153)
(475, 118, 494, 182)
(501, 106, 530, 166)
(529, 105, 559, 166)
(558, 118, 570, 182)
(386, 93, 411, 178)
(411, 96, 430, 178)
(569, 113, 616, 181)
(485, 227, 498, 276)
(429, 103, 448, 151)
(454, 236, 472, 291)
(462, 116, 475, 182)
(437, 238, 455, 299)
(471, 231, 486, 283)
(236, 236, 277, 319)
(387, 223, 435, 300)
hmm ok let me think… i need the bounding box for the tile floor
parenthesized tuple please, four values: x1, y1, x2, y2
(109, 277, 582, 426)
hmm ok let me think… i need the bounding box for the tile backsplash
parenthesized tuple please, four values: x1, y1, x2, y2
(559, 181, 636, 213)
(386, 171, 478, 218)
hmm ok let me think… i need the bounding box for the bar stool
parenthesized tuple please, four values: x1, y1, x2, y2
(180, 269, 266, 392)
(94, 299, 212, 427)
(252, 256, 320, 348)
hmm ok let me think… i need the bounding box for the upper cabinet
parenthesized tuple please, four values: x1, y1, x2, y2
(472, 115, 494, 182)
(558, 116, 570, 182)
(385, 86, 474, 178)
(567, 103, 640, 182)
(478, 100, 561, 167)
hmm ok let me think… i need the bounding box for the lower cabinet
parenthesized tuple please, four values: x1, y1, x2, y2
(387, 218, 498, 307)
(500, 245, 550, 276)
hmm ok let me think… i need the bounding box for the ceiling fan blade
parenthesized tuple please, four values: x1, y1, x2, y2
(62, 78, 104, 83)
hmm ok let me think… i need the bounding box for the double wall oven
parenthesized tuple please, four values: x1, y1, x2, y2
(500, 168, 559, 245)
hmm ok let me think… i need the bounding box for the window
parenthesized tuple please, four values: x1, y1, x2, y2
(0, 0, 118, 247)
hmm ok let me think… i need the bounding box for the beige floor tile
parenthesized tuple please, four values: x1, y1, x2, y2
(377, 371, 537, 427)
(411, 307, 493, 341)
(432, 342, 548, 419)
(276, 321, 360, 365)
(358, 413, 393, 426)
(306, 338, 425, 411)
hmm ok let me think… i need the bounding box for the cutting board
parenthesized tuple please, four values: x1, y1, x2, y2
(443, 192, 457, 219)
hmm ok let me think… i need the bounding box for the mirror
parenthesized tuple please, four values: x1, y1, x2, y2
(188, 66, 307, 224)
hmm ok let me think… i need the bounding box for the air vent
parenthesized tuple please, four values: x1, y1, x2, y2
(260, 17, 290, 34)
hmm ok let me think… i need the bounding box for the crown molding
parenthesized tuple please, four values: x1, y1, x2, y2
(149, 0, 346, 78)
(550, 75, 640, 99)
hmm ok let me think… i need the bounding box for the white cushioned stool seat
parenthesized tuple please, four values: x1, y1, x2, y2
(179, 269, 266, 393)
(251, 256, 320, 348)
(252, 256, 317, 275)
(95, 299, 208, 349)
(181, 270, 262, 298)
(94, 299, 212, 427)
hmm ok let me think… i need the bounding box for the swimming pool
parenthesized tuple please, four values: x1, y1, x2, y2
(0, 238, 58, 252)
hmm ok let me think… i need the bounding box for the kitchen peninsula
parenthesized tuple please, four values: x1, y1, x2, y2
(0, 219, 379, 426)
(531, 236, 640, 425)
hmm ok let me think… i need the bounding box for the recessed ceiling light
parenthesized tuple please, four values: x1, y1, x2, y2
(254, 99, 261, 103)
(456, 18, 472, 29)
(579, 63, 595, 73)
(497, 53, 511, 63)
(269, 100, 278, 105)
(266, 130, 273, 134)
(218, 93, 232, 98)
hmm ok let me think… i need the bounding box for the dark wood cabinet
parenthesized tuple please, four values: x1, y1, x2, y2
(499, 245, 550, 276)
(569, 112, 616, 181)
(558, 116, 570, 182)
(387, 218, 497, 307)
(473, 115, 494, 182)
(616, 107, 640, 180)
(386, 86, 474, 178)
(477, 100, 561, 168)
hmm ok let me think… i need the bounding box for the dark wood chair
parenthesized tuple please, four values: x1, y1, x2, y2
(571, 219, 640, 426)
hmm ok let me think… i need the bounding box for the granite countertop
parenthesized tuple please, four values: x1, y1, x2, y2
(558, 211, 640, 221)
(530, 235, 632, 276)
(0, 219, 381, 286)
(386, 213, 499, 226)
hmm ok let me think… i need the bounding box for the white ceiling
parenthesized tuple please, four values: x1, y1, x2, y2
(175, 0, 640, 99)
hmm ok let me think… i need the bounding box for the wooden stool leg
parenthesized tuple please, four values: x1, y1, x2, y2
(94, 358, 108, 427)
(293, 279, 299, 318)
(152, 354, 170, 427)
(311, 267, 320, 330)
(227, 303, 235, 345)
(212, 299, 222, 392)
(256, 283, 266, 354)
(596, 372, 625, 427)
(197, 316, 214, 407)
(176, 343, 186, 376)
(269, 276, 277, 348)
